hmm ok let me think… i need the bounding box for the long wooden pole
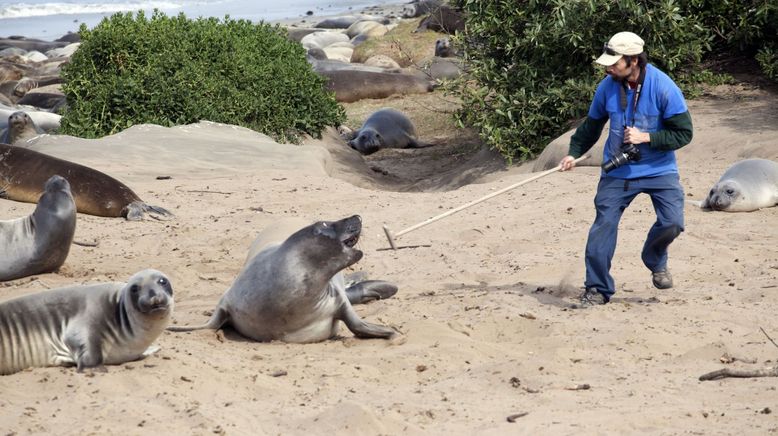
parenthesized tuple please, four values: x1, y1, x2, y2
(383, 154, 591, 249)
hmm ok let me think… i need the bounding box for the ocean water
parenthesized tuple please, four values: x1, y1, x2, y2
(0, 0, 399, 41)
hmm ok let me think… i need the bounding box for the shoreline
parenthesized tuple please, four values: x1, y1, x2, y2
(0, 0, 406, 42)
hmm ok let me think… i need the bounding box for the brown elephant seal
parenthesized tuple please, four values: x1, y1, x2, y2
(0, 269, 174, 375)
(0, 143, 171, 220)
(312, 60, 434, 103)
(0, 111, 45, 145)
(701, 158, 778, 212)
(168, 215, 397, 343)
(349, 108, 428, 155)
(0, 175, 76, 282)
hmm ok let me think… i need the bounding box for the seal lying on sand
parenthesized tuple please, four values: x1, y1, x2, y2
(312, 60, 434, 103)
(0, 175, 76, 282)
(349, 108, 428, 155)
(0, 143, 171, 220)
(169, 216, 398, 343)
(0, 111, 44, 145)
(0, 269, 174, 375)
(701, 158, 778, 212)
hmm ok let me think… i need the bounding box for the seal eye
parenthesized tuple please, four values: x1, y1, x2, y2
(130, 284, 140, 294)
(725, 189, 734, 195)
(158, 277, 168, 286)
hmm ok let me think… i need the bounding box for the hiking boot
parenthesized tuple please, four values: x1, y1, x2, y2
(652, 269, 673, 289)
(579, 288, 608, 306)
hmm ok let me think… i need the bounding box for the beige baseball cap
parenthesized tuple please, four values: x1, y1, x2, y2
(595, 32, 644, 66)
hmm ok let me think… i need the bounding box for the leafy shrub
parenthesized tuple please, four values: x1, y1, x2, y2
(450, 0, 775, 162)
(60, 10, 345, 141)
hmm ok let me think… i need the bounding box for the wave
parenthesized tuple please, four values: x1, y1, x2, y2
(0, 1, 195, 19)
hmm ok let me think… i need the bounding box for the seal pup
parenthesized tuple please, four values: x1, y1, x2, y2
(169, 216, 397, 343)
(0, 175, 76, 281)
(0, 111, 45, 145)
(0, 269, 174, 375)
(701, 158, 778, 212)
(349, 108, 428, 155)
(0, 143, 171, 220)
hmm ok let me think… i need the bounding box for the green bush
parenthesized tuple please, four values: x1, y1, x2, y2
(60, 10, 345, 141)
(450, 0, 775, 162)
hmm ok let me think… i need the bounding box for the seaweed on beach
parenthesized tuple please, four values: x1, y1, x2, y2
(59, 10, 345, 142)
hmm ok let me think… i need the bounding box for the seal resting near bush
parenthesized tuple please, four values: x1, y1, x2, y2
(0, 143, 171, 220)
(168, 216, 398, 343)
(0, 111, 45, 145)
(349, 108, 428, 155)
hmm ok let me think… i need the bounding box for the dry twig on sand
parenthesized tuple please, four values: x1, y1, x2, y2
(699, 366, 778, 381)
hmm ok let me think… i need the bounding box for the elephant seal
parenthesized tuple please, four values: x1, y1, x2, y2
(0, 111, 45, 145)
(0, 175, 76, 282)
(169, 215, 397, 343)
(402, 0, 443, 18)
(312, 60, 434, 103)
(349, 108, 427, 155)
(0, 269, 174, 375)
(0, 143, 171, 220)
(701, 158, 778, 212)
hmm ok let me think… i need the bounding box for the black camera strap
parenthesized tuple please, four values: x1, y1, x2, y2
(619, 65, 646, 127)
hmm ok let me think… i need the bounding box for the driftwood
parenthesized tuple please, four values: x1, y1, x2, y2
(699, 366, 778, 381)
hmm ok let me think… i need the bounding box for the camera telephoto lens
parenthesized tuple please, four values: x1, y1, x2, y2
(602, 152, 630, 172)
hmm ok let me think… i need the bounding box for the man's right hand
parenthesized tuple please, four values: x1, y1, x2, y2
(559, 155, 576, 171)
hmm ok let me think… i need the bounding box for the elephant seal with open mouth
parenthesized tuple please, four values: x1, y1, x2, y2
(168, 215, 397, 343)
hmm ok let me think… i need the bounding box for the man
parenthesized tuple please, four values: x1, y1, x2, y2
(559, 31, 693, 306)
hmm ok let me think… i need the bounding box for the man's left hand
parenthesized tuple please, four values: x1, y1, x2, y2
(623, 127, 650, 144)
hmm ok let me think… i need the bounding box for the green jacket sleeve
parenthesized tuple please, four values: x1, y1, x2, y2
(567, 116, 608, 158)
(648, 110, 693, 151)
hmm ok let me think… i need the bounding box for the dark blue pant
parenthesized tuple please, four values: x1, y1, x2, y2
(585, 173, 685, 299)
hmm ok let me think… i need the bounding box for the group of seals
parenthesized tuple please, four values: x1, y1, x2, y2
(169, 216, 398, 343)
(701, 158, 778, 212)
(348, 108, 427, 155)
(0, 111, 44, 145)
(0, 269, 173, 375)
(0, 175, 76, 281)
(0, 143, 171, 220)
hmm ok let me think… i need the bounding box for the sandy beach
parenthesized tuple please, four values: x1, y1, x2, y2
(0, 79, 775, 434)
(1, 2, 778, 434)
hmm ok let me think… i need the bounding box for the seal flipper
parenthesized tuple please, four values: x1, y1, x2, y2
(338, 302, 396, 339)
(406, 137, 433, 149)
(167, 306, 230, 332)
(65, 333, 105, 372)
(125, 200, 174, 221)
(345, 280, 398, 305)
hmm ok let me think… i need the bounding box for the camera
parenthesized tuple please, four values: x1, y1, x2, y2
(602, 142, 641, 172)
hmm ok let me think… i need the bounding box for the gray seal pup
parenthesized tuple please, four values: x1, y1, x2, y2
(701, 158, 778, 212)
(0, 175, 76, 282)
(168, 215, 397, 343)
(0, 143, 171, 220)
(349, 108, 429, 155)
(0, 269, 174, 375)
(0, 111, 45, 145)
